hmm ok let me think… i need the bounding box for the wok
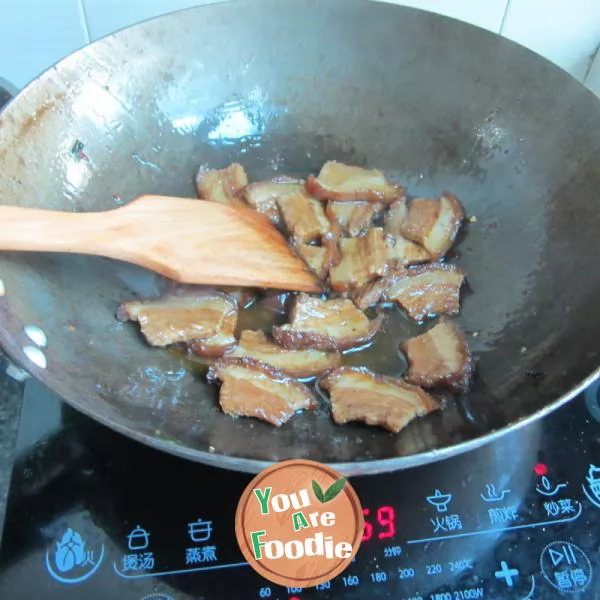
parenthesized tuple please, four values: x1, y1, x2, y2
(0, 0, 598, 475)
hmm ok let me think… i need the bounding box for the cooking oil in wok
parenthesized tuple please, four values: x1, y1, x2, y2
(170, 293, 426, 382)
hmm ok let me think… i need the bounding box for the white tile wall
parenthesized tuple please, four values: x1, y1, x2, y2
(0, 0, 88, 89)
(585, 49, 600, 96)
(377, 0, 509, 32)
(84, 0, 509, 40)
(0, 0, 599, 94)
(82, 0, 217, 41)
(500, 0, 600, 82)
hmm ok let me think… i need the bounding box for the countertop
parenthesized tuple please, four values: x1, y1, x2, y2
(0, 359, 24, 543)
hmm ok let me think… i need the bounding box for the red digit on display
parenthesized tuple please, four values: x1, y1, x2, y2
(376, 506, 396, 539)
(362, 508, 373, 541)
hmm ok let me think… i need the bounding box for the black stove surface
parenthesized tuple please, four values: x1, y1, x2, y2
(0, 378, 599, 599)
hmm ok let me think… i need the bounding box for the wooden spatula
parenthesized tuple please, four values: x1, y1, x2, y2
(0, 195, 321, 292)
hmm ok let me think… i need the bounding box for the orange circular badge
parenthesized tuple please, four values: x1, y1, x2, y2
(235, 459, 364, 588)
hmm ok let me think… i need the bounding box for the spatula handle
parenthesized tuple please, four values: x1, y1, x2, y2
(0, 206, 110, 254)
(0, 198, 321, 291)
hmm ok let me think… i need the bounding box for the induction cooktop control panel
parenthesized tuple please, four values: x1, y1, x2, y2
(32, 456, 600, 599)
(0, 381, 598, 600)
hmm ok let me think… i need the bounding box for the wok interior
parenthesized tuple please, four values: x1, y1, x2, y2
(0, 0, 599, 473)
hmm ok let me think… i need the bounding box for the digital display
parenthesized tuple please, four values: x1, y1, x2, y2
(361, 506, 396, 541)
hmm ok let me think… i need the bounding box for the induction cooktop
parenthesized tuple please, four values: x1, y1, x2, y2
(0, 375, 598, 599)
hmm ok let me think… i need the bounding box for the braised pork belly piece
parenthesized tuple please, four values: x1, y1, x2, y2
(227, 330, 341, 378)
(321, 225, 343, 268)
(383, 198, 431, 267)
(386, 264, 465, 321)
(349, 277, 390, 310)
(307, 161, 401, 203)
(352, 262, 465, 313)
(399, 192, 464, 259)
(195, 163, 248, 206)
(273, 294, 382, 351)
(295, 243, 336, 280)
(244, 176, 305, 223)
(329, 228, 388, 293)
(320, 367, 439, 433)
(117, 292, 237, 350)
(187, 321, 238, 358)
(384, 197, 408, 237)
(326, 200, 383, 236)
(385, 235, 431, 268)
(207, 357, 317, 427)
(401, 320, 473, 392)
(277, 191, 330, 244)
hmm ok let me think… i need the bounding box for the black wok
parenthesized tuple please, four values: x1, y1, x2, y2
(0, 0, 598, 475)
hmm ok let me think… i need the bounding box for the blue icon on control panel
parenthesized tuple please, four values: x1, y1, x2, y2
(480, 483, 511, 503)
(188, 518, 213, 543)
(540, 541, 592, 593)
(45, 527, 105, 584)
(535, 475, 566, 497)
(582, 464, 600, 509)
(426, 489, 453, 513)
(494, 560, 519, 587)
(127, 526, 150, 551)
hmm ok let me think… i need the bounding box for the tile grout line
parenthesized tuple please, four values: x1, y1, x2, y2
(583, 43, 600, 84)
(77, 0, 92, 44)
(498, 0, 512, 35)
